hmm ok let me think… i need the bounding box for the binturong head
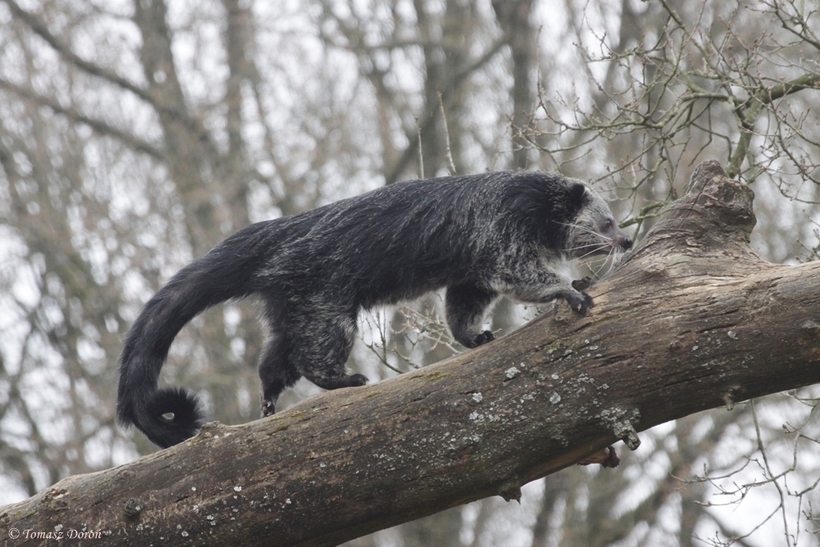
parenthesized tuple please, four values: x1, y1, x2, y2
(565, 181, 633, 260)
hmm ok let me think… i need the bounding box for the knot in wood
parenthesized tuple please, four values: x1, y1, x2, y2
(123, 498, 143, 520)
(643, 263, 666, 277)
(800, 319, 820, 338)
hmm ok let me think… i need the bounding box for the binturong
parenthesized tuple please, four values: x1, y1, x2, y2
(117, 171, 633, 447)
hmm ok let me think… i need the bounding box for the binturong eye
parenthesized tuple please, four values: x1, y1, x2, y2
(602, 218, 614, 231)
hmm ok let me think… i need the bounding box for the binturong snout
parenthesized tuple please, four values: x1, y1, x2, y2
(603, 219, 633, 252)
(615, 232, 633, 251)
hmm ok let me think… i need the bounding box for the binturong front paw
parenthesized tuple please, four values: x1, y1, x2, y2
(560, 290, 594, 314)
(572, 276, 594, 292)
(463, 330, 495, 348)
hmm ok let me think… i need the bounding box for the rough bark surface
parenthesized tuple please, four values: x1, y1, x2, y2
(3, 161, 820, 546)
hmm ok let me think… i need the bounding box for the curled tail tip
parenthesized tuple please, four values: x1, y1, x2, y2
(122, 387, 205, 448)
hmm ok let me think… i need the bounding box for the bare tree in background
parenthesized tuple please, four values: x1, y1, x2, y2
(0, 0, 358, 482)
(0, 1, 819, 546)
(518, 2, 820, 546)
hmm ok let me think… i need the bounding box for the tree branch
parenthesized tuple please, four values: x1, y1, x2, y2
(0, 78, 164, 160)
(3, 161, 820, 546)
(727, 72, 820, 178)
(2, 0, 153, 103)
(3, 0, 213, 160)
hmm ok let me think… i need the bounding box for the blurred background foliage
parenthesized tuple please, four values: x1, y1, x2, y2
(0, 0, 819, 545)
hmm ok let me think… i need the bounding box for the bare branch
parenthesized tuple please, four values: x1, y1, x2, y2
(2, 0, 151, 102)
(0, 78, 164, 159)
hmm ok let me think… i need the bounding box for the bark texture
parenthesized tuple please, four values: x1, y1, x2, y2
(3, 161, 820, 546)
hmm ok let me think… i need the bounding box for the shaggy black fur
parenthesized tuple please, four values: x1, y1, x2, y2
(117, 171, 632, 447)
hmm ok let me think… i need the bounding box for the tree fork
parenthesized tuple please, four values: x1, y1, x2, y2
(3, 161, 820, 546)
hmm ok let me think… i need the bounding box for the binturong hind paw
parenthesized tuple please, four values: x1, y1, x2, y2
(561, 290, 594, 315)
(345, 373, 369, 387)
(261, 398, 276, 418)
(312, 373, 369, 390)
(261, 375, 368, 418)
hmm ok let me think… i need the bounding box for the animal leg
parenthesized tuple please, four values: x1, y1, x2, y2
(495, 265, 593, 314)
(445, 282, 498, 348)
(290, 313, 368, 391)
(258, 333, 300, 417)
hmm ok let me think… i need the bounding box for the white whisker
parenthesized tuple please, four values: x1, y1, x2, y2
(573, 245, 612, 261)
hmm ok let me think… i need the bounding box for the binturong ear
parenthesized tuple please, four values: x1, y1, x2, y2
(568, 182, 587, 207)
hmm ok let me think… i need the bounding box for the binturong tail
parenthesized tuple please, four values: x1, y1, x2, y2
(117, 224, 264, 448)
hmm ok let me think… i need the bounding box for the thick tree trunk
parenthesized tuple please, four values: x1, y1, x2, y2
(3, 162, 819, 546)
